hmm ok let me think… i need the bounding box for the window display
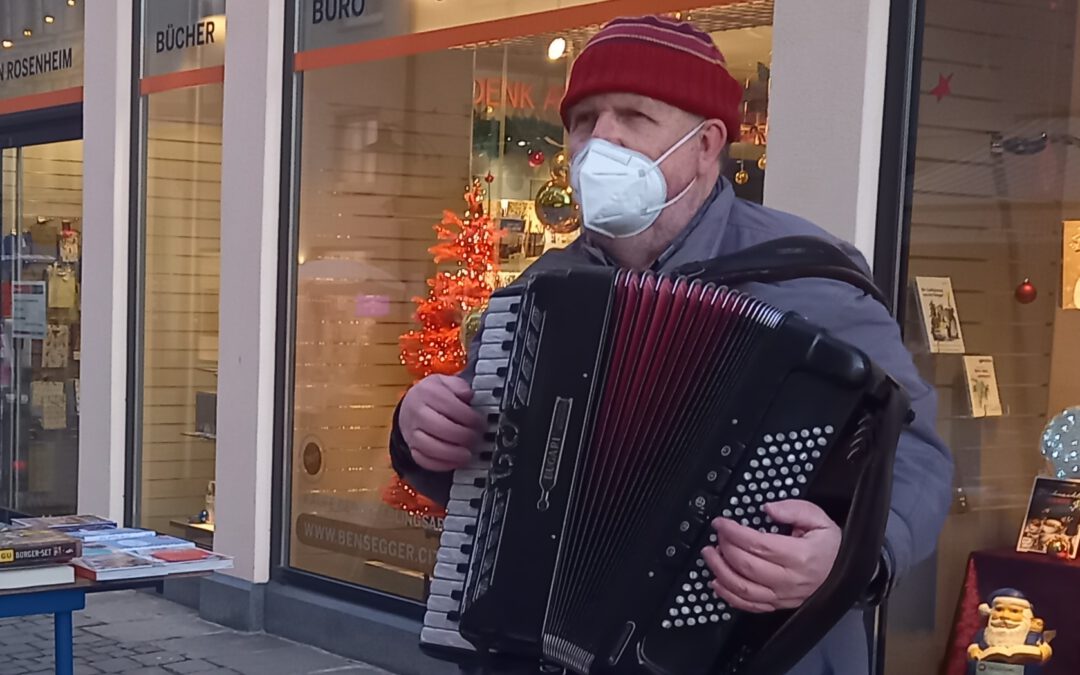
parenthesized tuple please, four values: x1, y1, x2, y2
(0, 139, 83, 516)
(286, 2, 773, 601)
(134, 0, 226, 542)
(885, 0, 1080, 672)
(137, 84, 223, 539)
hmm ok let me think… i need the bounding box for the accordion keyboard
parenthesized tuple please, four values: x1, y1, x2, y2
(420, 295, 521, 653)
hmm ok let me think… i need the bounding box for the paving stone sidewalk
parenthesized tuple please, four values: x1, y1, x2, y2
(0, 589, 395, 675)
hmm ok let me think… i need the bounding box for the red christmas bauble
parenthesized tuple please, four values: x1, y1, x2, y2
(484, 172, 494, 183)
(528, 150, 545, 168)
(1015, 278, 1037, 304)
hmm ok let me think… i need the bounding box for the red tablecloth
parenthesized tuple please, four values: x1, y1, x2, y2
(942, 548, 1079, 675)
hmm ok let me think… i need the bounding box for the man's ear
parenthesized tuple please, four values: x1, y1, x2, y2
(698, 118, 728, 174)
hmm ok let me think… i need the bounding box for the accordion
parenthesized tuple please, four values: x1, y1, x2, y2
(420, 251, 910, 675)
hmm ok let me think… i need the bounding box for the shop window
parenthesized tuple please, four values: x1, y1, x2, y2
(134, 0, 226, 546)
(287, 2, 773, 601)
(1, 139, 83, 516)
(137, 85, 223, 540)
(886, 0, 1080, 672)
(0, 0, 85, 516)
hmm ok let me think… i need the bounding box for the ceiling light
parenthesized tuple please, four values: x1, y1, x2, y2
(44, 15, 55, 24)
(67, 0, 76, 6)
(547, 37, 567, 61)
(2, 40, 13, 49)
(22, 29, 31, 37)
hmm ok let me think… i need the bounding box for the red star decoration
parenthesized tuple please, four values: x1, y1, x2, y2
(931, 73, 953, 102)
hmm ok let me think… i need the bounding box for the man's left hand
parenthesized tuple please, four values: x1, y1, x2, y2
(700, 500, 841, 613)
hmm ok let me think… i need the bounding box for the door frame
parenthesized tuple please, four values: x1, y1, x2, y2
(0, 102, 84, 522)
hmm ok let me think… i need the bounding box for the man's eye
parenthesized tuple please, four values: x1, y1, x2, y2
(572, 115, 595, 130)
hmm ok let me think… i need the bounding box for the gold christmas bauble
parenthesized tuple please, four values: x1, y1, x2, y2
(757, 154, 767, 170)
(552, 150, 570, 181)
(460, 308, 484, 350)
(735, 169, 750, 185)
(535, 180, 580, 233)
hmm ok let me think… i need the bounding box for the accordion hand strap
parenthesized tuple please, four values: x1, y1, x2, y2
(670, 235, 890, 308)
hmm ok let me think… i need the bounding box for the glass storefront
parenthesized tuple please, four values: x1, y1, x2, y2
(1, 138, 83, 516)
(285, 0, 773, 601)
(885, 0, 1080, 672)
(134, 0, 225, 545)
(0, 0, 84, 517)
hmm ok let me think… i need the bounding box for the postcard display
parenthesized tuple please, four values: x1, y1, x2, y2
(1, 215, 82, 513)
(913, 276, 1004, 419)
(936, 224, 1080, 673)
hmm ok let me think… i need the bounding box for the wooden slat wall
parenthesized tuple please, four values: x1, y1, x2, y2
(138, 94, 222, 537)
(287, 50, 475, 595)
(886, 1, 1079, 672)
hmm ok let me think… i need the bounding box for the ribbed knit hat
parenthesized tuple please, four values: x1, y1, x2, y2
(560, 15, 744, 141)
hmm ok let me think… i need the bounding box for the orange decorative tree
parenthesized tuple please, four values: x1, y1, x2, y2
(382, 177, 502, 518)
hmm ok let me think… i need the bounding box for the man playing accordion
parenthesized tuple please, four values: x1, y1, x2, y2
(390, 14, 952, 675)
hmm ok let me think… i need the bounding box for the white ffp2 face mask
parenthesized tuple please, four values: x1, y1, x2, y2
(570, 121, 705, 239)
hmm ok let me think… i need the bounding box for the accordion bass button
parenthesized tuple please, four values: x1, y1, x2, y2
(704, 466, 732, 494)
(677, 515, 706, 544)
(661, 541, 691, 569)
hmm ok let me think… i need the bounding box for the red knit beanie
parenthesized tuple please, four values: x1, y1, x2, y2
(560, 15, 744, 141)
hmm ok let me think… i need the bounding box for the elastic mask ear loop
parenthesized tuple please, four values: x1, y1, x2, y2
(639, 121, 706, 215)
(639, 120, 708, 177)
(642, 177, 697, 216)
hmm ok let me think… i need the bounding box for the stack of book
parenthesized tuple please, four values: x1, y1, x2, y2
(0, 520, 84, 590)
(3, 514, 233, 583)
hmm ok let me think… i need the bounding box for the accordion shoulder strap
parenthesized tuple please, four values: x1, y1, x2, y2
(670, 235, 890, 308)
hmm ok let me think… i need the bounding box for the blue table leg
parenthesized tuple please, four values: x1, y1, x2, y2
(54, 610, 73, 675)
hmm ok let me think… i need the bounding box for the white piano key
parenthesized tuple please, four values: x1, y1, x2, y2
(450, 484, 485, 502)
(483, 311, 516, 328)
(487, 296, 519, 314)
(472, 390, 501, 407)
(439, 531, 473, 551)
(447, 500, 478, 518)
(421, 626, 476, 651)
(479, 343, 511, 359)
(443, 516, 474, 534)
(437, 547, 470, 566)
(452, 469, 488, 486)
(426, 594, 461, 613)
(429, 574, 464, 596)
(474, 358, 509, 375)
(472, 375, 505, 391)
(434, 562, 466, 581)
(481, 327, 515, 344)
(430, 578, 464, 597)
(424, 611, 461, 632)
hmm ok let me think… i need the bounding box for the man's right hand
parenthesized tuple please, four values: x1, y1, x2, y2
(400, 374, 486, 472)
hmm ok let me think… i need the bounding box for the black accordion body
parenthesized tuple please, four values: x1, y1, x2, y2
(420, 253, 910, 675)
